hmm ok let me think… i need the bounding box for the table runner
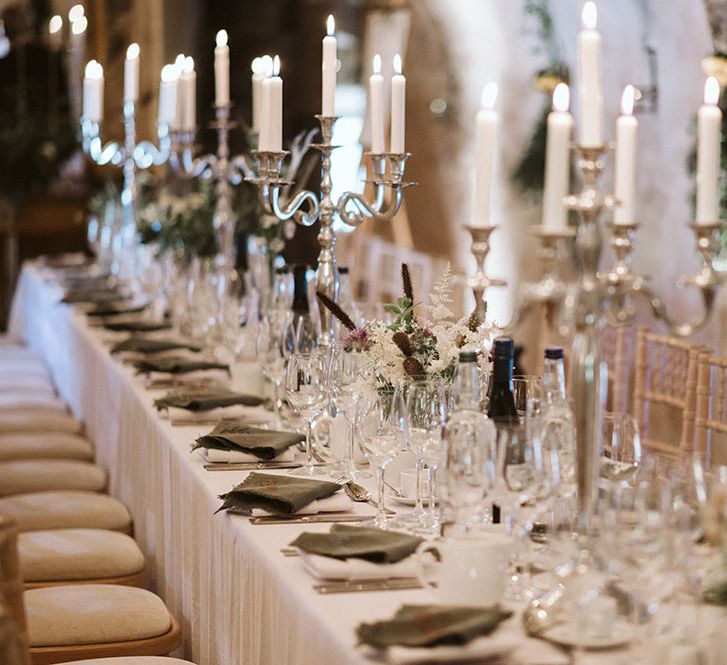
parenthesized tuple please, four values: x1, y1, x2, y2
(7, 263, 702, 665)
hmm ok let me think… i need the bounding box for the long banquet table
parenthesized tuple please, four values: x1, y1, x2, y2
(8, 262, 716, 665)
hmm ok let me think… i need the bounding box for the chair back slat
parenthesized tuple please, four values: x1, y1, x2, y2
(0, 516, 30, 664)
(695, 353, 727, 465)
(632, 327, 702, 456)
(601, 322, 635, 414)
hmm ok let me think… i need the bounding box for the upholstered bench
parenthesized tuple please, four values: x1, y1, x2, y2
(0, 460, 107, 497)
(0, 432, 94, 461)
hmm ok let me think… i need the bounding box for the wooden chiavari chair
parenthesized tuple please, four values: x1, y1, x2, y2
(695, 352, 727, 466)
(632, 327, 702, 458)
(601, 322, 635, 415)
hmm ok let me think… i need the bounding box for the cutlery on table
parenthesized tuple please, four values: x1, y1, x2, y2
(249, 514, 370, 526)
(204, 462, 307, 471)
(343, 481, 395, 515)
(313, 579, 424, 594)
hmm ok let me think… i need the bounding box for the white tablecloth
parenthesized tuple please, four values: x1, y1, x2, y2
(8, 263, 722, 665)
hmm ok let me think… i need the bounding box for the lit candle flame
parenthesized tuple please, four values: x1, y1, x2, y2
(84, 60, 102, 80)
(326, 15, 335, 36)
(372, 53, 382, 75)
(620, 84, 635, 116)
(216, 29, 228, 48)
(68, 4, 84, 22)
(161, 63, 179, 83)
(183, 56, 195, 74)
(261, 54, 273, 77)
(705, 76, 720, 105)
(553, 83, 570, 112)
(393, 53, 402, 75)
(582, 1, 597, 30)
(272, 54, 281, 77)
(71, 16, 87, 35)
(126, 43, 140, 60)
(481, 82, 497, 110)
(49, 15, 62, 35)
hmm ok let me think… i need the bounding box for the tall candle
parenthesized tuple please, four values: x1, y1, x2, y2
(261, 55, 282, 151)
(696, 76, 722, 224)
(369, 54, 385, 153)
(180, 56, 196, 131)
(614, 85, 638, 225)
(542, 83, 574, 231)
(390, 54, 406, 153)
(82, 60, 104, 122)
(48, 15, 62, 51)
(172, 54, 185, 131)
(322, 15, 336, 116)
(577, 1, 603, 147)
(158, 64, 178, 126)
(472, 82, 498, 228)
(68, 4, 84, 22)
(214, 29, 230, 106)
(124, 43, 140, 103)
(251, 56, 271, 134)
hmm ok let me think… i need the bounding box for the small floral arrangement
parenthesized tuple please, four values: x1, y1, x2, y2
(318, 264, 493, 392)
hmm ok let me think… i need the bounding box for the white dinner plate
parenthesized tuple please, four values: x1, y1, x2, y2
(543, 620, 635, 649)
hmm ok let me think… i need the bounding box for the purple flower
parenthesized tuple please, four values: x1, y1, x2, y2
(342, 327, 371, 352)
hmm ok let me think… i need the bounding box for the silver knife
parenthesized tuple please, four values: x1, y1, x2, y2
(204, 462, 304, 471)
(249, 514, 370, 525)
(314, 579, 424, 594)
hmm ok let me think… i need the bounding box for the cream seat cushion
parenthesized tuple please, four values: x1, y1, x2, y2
(65, 656, 194, 665)
(0, 394, 67, 412)
(0, 432, 94, 461)
(19, 529, 144, 582)
(26, 584, 172, 646)
(0, 491, 131, 532)
(0, 411, 82, 434)
(0, 375, 55, 393)
(0, 460, 106, 496)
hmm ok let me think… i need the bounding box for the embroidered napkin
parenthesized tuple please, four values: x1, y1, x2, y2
(217, 472, 341, 515)
(301, 553, 423, 582)
(136, 357, 229, 376)
(206, 447, 295, 464)
(111, 337, 202, 355)
(104, 321, 172, 333)
(194, 423, 303, 461)
(356, 605, 513, 649)
(290, 525, 422, 564)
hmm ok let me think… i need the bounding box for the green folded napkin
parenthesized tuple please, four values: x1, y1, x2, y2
(62, 288, 122, 304)
(217, 472, 341, 515)
(136, 356, 227, 375)
(290, 524, 422, 564)
(356, 605, 513, 649)
(111, 337, 202, 355)
(88, 304, 148, 318)
(154, 388, 263, 411)
(194, 423, 303, 460)
(104, 321, 172, 333)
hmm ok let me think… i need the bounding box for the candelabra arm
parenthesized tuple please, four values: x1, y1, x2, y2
(269, 186, 320, 226)
(133, 123, 171, 169)
(169, 132, 215, 178)
(80, 117, 124, 166)
(227, 155, 254, 186)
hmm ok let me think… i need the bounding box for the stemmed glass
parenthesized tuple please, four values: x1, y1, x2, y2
(357, 388, 405, 528)
(284, 352, 328, 476)
(404, 379, 447, 533)
(256, 313, 289, 425)
(328, 347, 372, 480)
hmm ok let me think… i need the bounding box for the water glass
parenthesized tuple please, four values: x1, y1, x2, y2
(256, 313, 289, 425)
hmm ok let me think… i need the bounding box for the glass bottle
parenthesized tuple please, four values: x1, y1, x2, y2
(487, 337, 519, 425)
(286, 264, 318, 354)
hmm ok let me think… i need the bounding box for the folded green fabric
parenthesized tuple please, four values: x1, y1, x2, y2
(111, 337, 202, 355)
(62, 288, 121, 304)
(356, 605, 513, 649)
(194, 424, 303, 460)
(217, 472, 341, 515)
(136, 357, 229, 375)
(87, 304, 148, 318)
(104, 321, 172, 333)
(154, 389, 263, 411)
(290, 525, 422, 564)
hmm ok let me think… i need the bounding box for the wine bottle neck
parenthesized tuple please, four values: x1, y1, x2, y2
(453, 361, 480, 410)
(543, 358, 566, 402)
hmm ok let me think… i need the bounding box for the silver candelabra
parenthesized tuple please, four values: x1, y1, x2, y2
(248, 115, 414, 347)
(464, 145, 724, 525)
(168, 104, 251, 269)
(80, 102, 170, 279)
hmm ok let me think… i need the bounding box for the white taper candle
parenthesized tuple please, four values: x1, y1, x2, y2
(577, 2, 603, 147)
(369, 54, 385, 153)
(124, 43, 140, 104)
(614, 85, 638, 224)
(542, 83, 574, 231)
(322, 15, 336, 116)
(472, 82, 498, 228)
(390, 54, 406, 154)
(696, 76, 722, 224)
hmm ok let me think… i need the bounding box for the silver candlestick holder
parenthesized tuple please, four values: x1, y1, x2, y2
(80, 102, 171, 281)
(247, 115, 415, 347)
(169, 104, 252, 270)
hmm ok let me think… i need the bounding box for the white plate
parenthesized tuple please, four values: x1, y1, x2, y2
(386, 491, 438, 507)
(543, 620, 635, 649)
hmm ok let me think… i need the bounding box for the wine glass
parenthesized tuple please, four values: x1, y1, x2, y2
(357, 388, 405, 528)
(601, 412, 642, 486)
(284, 353, 328, 476)
(328, 346, 372, 480)
(512, 375, 543, 418)
(256, 313, 289, 425)
(404, 379, 447, 533)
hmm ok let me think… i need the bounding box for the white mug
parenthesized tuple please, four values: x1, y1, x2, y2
(436, 534, 513, 606)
